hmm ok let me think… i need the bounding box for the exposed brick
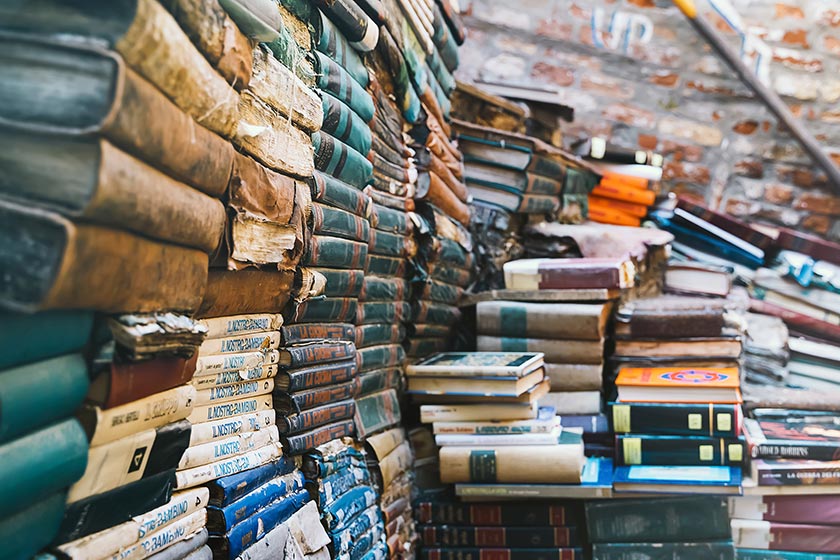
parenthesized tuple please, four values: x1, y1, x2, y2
(821, 109, 840, 123)
(781, 29, 809, 48)
(733, 159, 764, 178)
(602, 103, 657, 129)
(649, 71, 679, 88)
(660, 140, 704, 163)
(670, 188, 706, 205)
(581, 74, 634, 99)
(765, 184, 795, 205)
(776, 165, 824, 189)
(772, 48, 823, 72)
(795, 193, 840, 216)
(820, 81, 840, 103)
(755, 206, 800, 226)
(763, 143, 808, 164)
(775, 3, 804, 19)
(774, 74, 819, 100)
(824, 35, 840, 57)
(480, 53, 527, 80)
(802, 214, 832, 235)
(663, 161, 711, 184)
(535, 18, 573, 42)
(530, 61, 575, 86)
(659, 117, 723, 147)
(638, 134, 658, 150)
(686, 80, 740, 96)
(569, 3, 590, 20)
(708, 12, 738, 35)
(733, 120, 759, 135)
(725, 197, 759, 217)
(823, 10, 840, 27)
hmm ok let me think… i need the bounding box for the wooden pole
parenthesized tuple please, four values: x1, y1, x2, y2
(673, 0, 840, 194)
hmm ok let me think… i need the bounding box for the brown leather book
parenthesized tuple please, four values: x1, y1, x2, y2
(416, 171, 470, 226)
(1, 200, 207, 313)
(617, 308, 727, 339)
(614, 338, 742, 359)
(163, 0, 253, 89)
(477, 301, 612, 341)
(198, 269, 295, 318)
(429, 153, 468, 202)
(88, 355, 195, 409)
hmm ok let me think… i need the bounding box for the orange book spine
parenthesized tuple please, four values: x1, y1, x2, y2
(601, 173, 649, 190)
(587, 202, 641, 227)
(591, 183, 656, 206)
(588, 195, 649, 218)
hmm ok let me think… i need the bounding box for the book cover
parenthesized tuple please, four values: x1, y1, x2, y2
(90, 355, 194, 410)
(736, 550, 840, 560)
(476, 336, 604, 365)
(178, 425, 278, 471)
(610, 402, 742, 437)
(101, 508, 206, 559)
(3, 492, 70, 560)
(356, 344, 405, 373)
(366, 254, 408, 278)
(311, 172, 371, 217)
(281, 419, 356, 455)
(309, 268, 364, 298)
(191, 364, 277, 392)
(360, 277, 409, 302)
(371, 203, 411, 234)
(411, 379, 551, 406)
(206, 471, 305, 533)
(322, 485, 378, 533)
(615, 367, 741, 404)
(206, 456, 297, 507)
(276, 359, 357, 392)
(288, 297, 358, 324)
(355, 323, 406, 348)
(433, 411, 558, 435)
(477, 301, 610, 341)
(198, 269, 295, 318)
(311, 202, 371, 243)
(315, 467, 370, 508)
(540, 391, 602, 415)
(616, 435, 745, 466)
(732, 519, 840, 553)
(248, 44, 321, 131)
(744, 417, 840, 461)
(406, 352, 543, 377)
(591, 541, 735, 560)
(198, 331, 280, 356)
(369, 229, 416, 259)
(302, 235, 368, 270)
(677, 196, 775, 252)
(751, 459, 840, 486)
(0, 310, 93, 371)
(420, 548, 580, 560)
(280, 322, 356, 344)
(412, 301, 462, 325)
(356, 302, 411, 325)
(274, 379, 359, 414)
(354, 389, 401, 439)
(358, 367, 401, 396)
(407, 368, 544, 397)
(188, 394, 273, 425)
(503, 258, 633, 291)
(585, 496, 730, 543)
(279, 400, 356, 435)
(194, 379, 274, 406)
(321, 92, 373, 154)
(613, 465, 742, 495)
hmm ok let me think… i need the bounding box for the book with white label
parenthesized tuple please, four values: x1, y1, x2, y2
(433, 409, 557, 434)
(189, 410, 276, 446)
(178, 426, 279, 470)
(188, 394, 273, 424)
(194, 350, 277, 376)
(198, 313, 284, 339)
(176, 442, 282, 489)
(193, 378, 274, 406)
(191, 364, 278, 390)
(435, 427, 562, 447)
(420, 403, 539, 423)
(198, 330, 281, 356)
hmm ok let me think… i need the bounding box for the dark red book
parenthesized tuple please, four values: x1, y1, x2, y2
(776, 228, 840, 265)
(88, 355, 194, 409)
(676, 196, 776, 252)
(504, 258, 633, 290)
(732, 519, 840, 553)
(731, 494, 840, 525)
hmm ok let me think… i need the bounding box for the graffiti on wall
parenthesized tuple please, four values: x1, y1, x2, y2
(590, 8, 654, 54)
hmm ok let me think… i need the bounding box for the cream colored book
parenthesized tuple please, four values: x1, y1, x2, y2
(544, 363, 603, 391)
(419, 403, 538, 423)
(250, 46, 322, 133)
(541, 391, 602, 415)
(178, 425, 279, 470)
(176, 442, 282, 489)
(103, 508, 207, 560)
(198, 313, 284, 340)
(191, 364, 279, 391)
(198, 330, 280, 356)
(193, 378, 274, 406)
(188, 394, 273, 424)
(193, 350, 274, 376)
(407, 368, 544, 397)
(188, 409, 276, 446)
(439, 440, 585, 484)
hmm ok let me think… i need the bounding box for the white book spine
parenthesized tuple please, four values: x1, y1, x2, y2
(176, 442, 282, 489)
(419, 403, 537, 423)
(135, 488, 210, 538)
(727, 496, 765, 521)
(188, 410, 276, 446)
(433, 417, 560, 434)
(106, 509, 207, 560)
(198, 331, 281, 357)
(188, 395, 273, 424)
(178, 425, 279, 470)
(198, 314, 283, 340)
(730, 518, 771, 549)
(191, 364, 279, 390)
(193, 378, 275, 406)
(69, 428, 159, 503)
(435, 430, 560, 446)
(193, 351, 268, 376)
(89, 385, 197, 447)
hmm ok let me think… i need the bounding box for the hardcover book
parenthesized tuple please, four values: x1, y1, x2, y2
(311, 172, 371, 217)
(476, 337, 604, 365)
(503, 258, 634, 291)
(281, 419, 356, 455)
(420, 403, 538, 423)
(206, 457, 297, 507)
(415, 502, 581, 527)
(411, 379, 551, 405)
(278, 340, 357, 367)
(406, 352, 544, 377)
(355, 389, 402, 438)
(613, 338, 742, 359)
(477, 301, 611, 341)
(744, 417, 840, 461)
(176, 442, 282, 489)
(275, 360, 357, 392)
(614, 367, 742, 404)
(407, 368, 544, 397)
(278, 400, 356, 435)
(274, 380, 359, 415)
(612, 465, 742, 495)
(732, 519, 840, 553)
(280, 322, 356, 344)
(610, 402, 742, 437)
(0, 310, 93, 370)
(616, 435, 745, 467)
(751, 459, 840, 486)
(730, 494, 840, 525)
(432, 410, 557, 435)
(591, 542, 735, 560)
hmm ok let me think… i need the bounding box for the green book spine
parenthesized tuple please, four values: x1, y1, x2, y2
(369, 229, 413, 258)
(360, 277, 409, 302)
(412, 302, 461, 325)
(585, 497, 730, 543)
(591, 541, 735, 560)
(358, 368, 402, 396)
(356, 302, 411, 325)
(0, 311, 93, 370)
(421, 280, 462, 305)
(405, 337, 448, 358)
(355, 324, 406, 348)
(265, 28, 316, 85)
(530, 155, 567, 179)
(303, 235, 367, 269)
(321, 92, 373, 155)
(430, 264, 472, 287)
(371, 204, 411, 235)
(527, 173, 564, 196)
(0, 419, 88, 518)
(0, 353, 89, 444)
(311, 202, 370, 243)
(315, 14, 369, 88)
(519, 194, 559, 213)
(409, 324, 451, 338)
(312, 131, 373, 190)
(435, 238, 472, 268)
(314, 52, 374, 122)
(311, 172, 370, 217)
(290, 297, 358, 324)
(0, 491, 67, 560)
(315, 268, 365, 297)
(354, 389, 400, 439)
(356, 344, 405, 374)
(366, 254, 407, 278)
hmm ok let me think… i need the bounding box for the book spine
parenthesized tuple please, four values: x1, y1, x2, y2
(314, 268, 365, 297)
(198, 331, 281, 356)
(321, 92, 373, 154)
(193, 379, 274, 406)
(188, 395, 273, 424)
(421, 548, 580, 560)
(178, 426, 279, 470)
(208, 470, 305, 533)
(539, 266, 621, 291)
(732, 521, 840, 554)
(371, 204, 410, 234)
(439, 445, 584, 484)
(207, 456, 297, 507)
(756, 464, 840, 486)
(752, 442, 840, 461)
(356, 344, 405, 373)
(361, 277, 409, 302)
(358, 368, 401, 396)
(412, 302, 461, 325)
(105, 356, 193, 409)
(303, 235, 368, 270)
(199, 314, 283, 339)
(366, 254, 407, 277)
(280, 322, 356, 344)
(311, 172, 370, 217)
(356, 302, 410, 325)
(318, 467, 370, 506)
(284, 361, 357, 391)
(434, 420, 556, 435)
(611, 403, 740, 438)
(525, 173, 564, 196)
(290, 297, 358, 323)
(192, 364, 278, 391)
(430, 264, 472, 286)
(284, 342, 356, 367)
(420, 526, 578, 548)
(87, 385, 196, 447)
(476, 301, 603, 340)
(421, 280, 462, 305)
(591, 183, 655, 206)
(175, 443, 282, 490)
(311, 202, 371, 243)
(313, 51, 372, 121)
(591, 542, 735, 560)
(355, 324, 406, 347)
(369, 229, 414, 258)
(322, 485, 379, 532)
(312, 131, 373, 190)
(280, 400, 356, 435)
(108, 509, 206, 560)
(193, 351, 269, 376)
(617, 436, 744, 466)
(277, 380, 359, 413)
(188, 410, 276, 446)
(377, 440, 414, 489)
(281, 420, 355, 455)
(519, 194, 559, 213)
(355, 388, 401, 438)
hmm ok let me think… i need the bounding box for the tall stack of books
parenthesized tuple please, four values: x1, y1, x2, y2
(586, 497, 735, 559)
(0, 312, 93, 558)
(416, 500, 586, 560)
(304, 439, 389, 560)
(409, 352, 585, 487)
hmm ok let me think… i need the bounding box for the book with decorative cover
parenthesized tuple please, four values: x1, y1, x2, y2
(751, 459, 840, 486)
(744, 416, 840, 461)
(610, 402, 742, 437)
(406, 352, 544, 377)
(615, 367, 741, 404)
(616, 435, 745, 467)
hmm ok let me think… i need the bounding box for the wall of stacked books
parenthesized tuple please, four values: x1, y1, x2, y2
(4, 1, 840, 560)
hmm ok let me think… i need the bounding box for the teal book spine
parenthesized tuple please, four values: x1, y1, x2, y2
(0, 311, 93, 370)
(409, 323, 452, 338)
(315, 14, 369, 88)
(0, 491, 66, 560)
(371, 204, 411, 235)
(290, 297, 358, 324)
(358, 368, 402, 396)
(303, 235, 368, 270)
(616, 435, 745, 467)
(0, 353, 88, 443)
(430, 264, 472, 287)
(0, 419, 89, 518)
(356, 302, 411, 325)
(311, 203, 370, 243)
(311, 172, 370, 217)
(312, 131, 373, 190)
(321, 92, 373, 155)
(355, 324, 406, 348)
(412, 302, 461, 325)
(369, 229, 413, 258)
(366, 254, 407, 278)
(314, 52, 374, 123)
(356, 344, 405, 374)
(354, 389, 401, 439)
(735, 550, 840, 560)
(585, 497, 730, 543)
(405, 337, 448, 358)
(264, 27, 316, 85)
(316, 268, 365, 297)
(592, 542, 735, 560)
(360, 277, 409, 302)
(421, 280, 463, 305)
(520, 194, 559, 213)
(435, 238, 472, 268)
(530, 154, 567, 179)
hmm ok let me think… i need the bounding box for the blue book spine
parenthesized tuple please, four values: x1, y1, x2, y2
(332, 505, 382, 554)
(319, 467, 371, 506)
(324, 486, 379, 533)
(358, 540, 389, 560)
(304, 447, 365, 479)
(347, 523, 386, 560)
(736, 550, 840, 560)
(208, 470, 305, 533)
(207, 457, 297, 507)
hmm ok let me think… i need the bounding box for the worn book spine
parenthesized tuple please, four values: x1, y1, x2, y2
(274, 379, 359, 414)
(421, 548, 579, 560)
(206, 470, 305, 533)
(356, 302, 411, 325)
(235, 89, 314, 178)
(116, 0, 239, 138)
(611, 402, 740, 437)
(590, 542, 735, 560)
(359, 368, 402, 396)
(312, 131, 373, 189)
(194, 350, 273, 376)
(315, 17, 369, 89)
(476, 336, 604, 365)
(420, 526, 578, 548)
(332, 505, 381, 554)
(430, 263, 472, 287)
(94, 356, 193, 410)
(194, 378, 274, 406)
(616, 435, 745, 466)
(199, 313, 284, 339)
(179, 425, 279, 470)
(369, 228, 416, 258)
(207, 456, 297, 507)
(188, 394, 273, 424)
(192, 364, 278, 391)
(311, 172, 371, 217)
(322, 485, 378, 532)
(279, 400, 356, 435)
(304, 268, 364, 298)
(544, 363, 603, 391)
(412, 301, 461, 325)
(364, 185, 415, 212)
(314, 51, 374, 125)
(355, 323, 406, 348)
(82, 385, 196, 447)
(360, 277, 409, 302)
(189, 410, 276, 446)
(176, 442, 282, 489)
(303, 235, 369, 270)
(0, 419, 89, 519)
(366, 254, 407, 277)
(356, 344, 405, 373)
(283, 341, 357, 367)
(280, 322, 356, 344)
(417, 171, 470, 226)
(321, 92, 374, 155)
(355, 388, 401, 439)
(233, 501, 326, 560)
(377, 440, 413, 488)
(435, 237, 472, 268)
(318, 467, 370, 507)
(371, 204, 411, 234)
(409, 323, 452, 338)
(289, 297, 358, 324)
(0, 353, 88, 443)
(282, 419, 356, 455)
(198, 331, 280, 356)
(439, 443, 584, 484)
(415, 502, 576, 527)
(419, 280, 462, 305)
(405, 337, 449, 357)
(281, 360, 358, 392)
(106, 508, 206, 559)
(629, 309, 725, 339)
(311, 203, 371, 243)
(249, 46, 322, 132)
(476, 301, 606, 341)
(198, 269, 295, 318)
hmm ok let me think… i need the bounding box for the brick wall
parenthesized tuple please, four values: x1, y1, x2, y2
(457, 0, 840, 240)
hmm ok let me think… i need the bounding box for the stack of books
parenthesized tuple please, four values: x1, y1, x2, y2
(586, 497, 735, 559)
(364, 428, 420, 559)
(415, 500, 586, 560)
(303, 439, 388, 560)
(0, 312, 93, 558)
(409, 352, 586, 486)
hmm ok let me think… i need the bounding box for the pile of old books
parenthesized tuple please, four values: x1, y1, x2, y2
(416, 500, 587, 559)
(409, 352, 586, 489)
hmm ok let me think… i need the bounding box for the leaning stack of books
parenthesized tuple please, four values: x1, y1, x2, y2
(586, 496, 736, 559)
(408, 352, 586, 487)
(303, 438, 389, 560)
(0, 312, 93, 558)
(416, 500, 587, 560)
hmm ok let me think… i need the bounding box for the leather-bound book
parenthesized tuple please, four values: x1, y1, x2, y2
(477, 301, 611, 341)
(312, 172, 372, 218)
(89, 355, 194, 409)
(198, 269, 295, 318)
